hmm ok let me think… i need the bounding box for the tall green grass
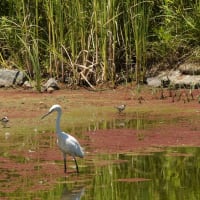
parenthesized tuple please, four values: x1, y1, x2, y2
(131, 0, 153, 83)
(0, 1, 43, 90)
(0, 0, 199, 90)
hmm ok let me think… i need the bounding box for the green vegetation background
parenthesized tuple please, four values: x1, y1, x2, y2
(0, 0, 199, 90)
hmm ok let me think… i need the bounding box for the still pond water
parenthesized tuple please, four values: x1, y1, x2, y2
(0, 114, 200, 199)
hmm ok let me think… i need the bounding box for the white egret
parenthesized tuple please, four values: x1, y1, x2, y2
(41, 104, 84, 173)
(115, 104, 126, 113)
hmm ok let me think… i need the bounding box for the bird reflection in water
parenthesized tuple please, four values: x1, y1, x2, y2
(60, 183, 85, 200)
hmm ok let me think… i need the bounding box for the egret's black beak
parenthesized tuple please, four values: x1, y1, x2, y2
(41, 111, 52, 119)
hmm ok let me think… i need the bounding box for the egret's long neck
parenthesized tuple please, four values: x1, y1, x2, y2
(55, 110, 62, 134)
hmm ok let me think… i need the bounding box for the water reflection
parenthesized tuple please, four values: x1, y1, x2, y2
(0, 112, 199, 199)
(68, 113, 156, 138)
(70, 112, 188, 135)
(87, 113, 152, 131)
(60, 183, 84, 200)
(1, 139, 200, 199)
(84, 147, 200, 200)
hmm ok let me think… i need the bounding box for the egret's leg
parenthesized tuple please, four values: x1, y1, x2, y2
(63, 155, 67, 173)
(74, 157, 79, 173)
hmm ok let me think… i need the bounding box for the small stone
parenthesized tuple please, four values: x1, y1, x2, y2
(47, 87, 54, 93)
(23, 81, 32, 89)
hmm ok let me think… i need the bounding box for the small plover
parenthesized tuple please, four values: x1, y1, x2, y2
(1, 116, 9, 128)
(115, 104, 126, 113)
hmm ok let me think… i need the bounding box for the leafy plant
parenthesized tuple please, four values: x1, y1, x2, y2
(0, 0, 200, 90)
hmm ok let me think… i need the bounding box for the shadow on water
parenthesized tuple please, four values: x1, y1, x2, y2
(60, 181, 85, 200)
(0, 112, 200, 199)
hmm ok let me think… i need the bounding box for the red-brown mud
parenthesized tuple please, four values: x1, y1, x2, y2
(85, 122, 200, 154)
(0, 86, 200, 193)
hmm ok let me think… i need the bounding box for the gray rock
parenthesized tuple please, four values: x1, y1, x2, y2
(147, 69, 200, 88)
(0, 69, 25, 87)
(179, 62, 200, 75)
(43, 78, 59, 90)
(146, 76, 162, 87)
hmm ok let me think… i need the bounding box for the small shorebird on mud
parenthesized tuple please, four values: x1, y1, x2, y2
(115, 104, 126, 113)
(1, 116, 9, 128)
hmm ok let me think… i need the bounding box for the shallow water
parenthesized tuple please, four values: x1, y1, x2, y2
(0, 114, 200, 199)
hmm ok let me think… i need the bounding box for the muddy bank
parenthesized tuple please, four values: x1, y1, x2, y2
(86, 122, 200, 154)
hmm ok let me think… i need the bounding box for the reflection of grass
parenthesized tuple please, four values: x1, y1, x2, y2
(90, 149, 200, 199)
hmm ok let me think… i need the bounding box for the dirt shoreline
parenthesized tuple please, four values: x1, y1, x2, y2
(1, 86, 200, 153)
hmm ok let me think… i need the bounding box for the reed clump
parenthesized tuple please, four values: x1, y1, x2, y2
(0, 0, 199, 90)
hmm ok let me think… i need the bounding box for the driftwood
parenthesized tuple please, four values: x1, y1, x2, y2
(76, 64, 96, 90)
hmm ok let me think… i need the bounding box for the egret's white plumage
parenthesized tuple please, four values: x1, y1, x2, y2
(41, 104, 84, 173)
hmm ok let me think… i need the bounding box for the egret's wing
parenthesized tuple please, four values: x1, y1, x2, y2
(67, 135, 84, 157)
(58, 132, 84, 157)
